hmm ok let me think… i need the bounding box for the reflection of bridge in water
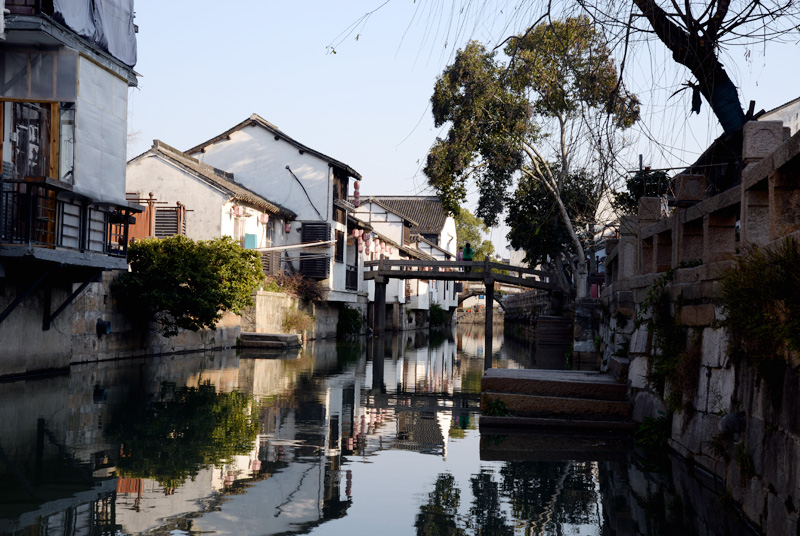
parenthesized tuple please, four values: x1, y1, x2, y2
(458, 281, 529, 310)
(365, 259, 557, 368)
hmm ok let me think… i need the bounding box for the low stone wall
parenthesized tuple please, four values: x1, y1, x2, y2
(0, 271, 240, 378)
(242, 291, 368, 339)
(601, 122, 800, 534)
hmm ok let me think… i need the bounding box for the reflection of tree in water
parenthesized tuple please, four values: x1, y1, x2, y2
(335, 341, 364, 367)
(111, 381, 259, 492)
(469, 470, 514, 535)
(415, 473, 464, 536)
(500, 461, 599, 530)
(415, 462, 600, 535)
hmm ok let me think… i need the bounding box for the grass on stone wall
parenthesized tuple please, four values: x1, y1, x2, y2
(720, 238, 800, 403)
(282, 307, 315, 334)
(637, 265, 703, 412)
(264, 273, 325, 302)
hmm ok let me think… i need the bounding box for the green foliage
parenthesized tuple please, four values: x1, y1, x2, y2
(455, 208, 494, 261)
(507, 167, 599, 266)
(264, 272, 325, 302)
(425, 17, 638, 228)
(708, 434, 728, 459)
(634, 412, 671, 451)
(614, 311, 630, 329)
(112, 382, 259, 492)
(612, 169, 672, 215)
(112, 235, 263, 337)
(262, 278, 283, 293)
(636, 264, 703, 411)
(509, 16, 639, 129)
(734, 441, 755, 479)
(483, 398, 512, 417)
(426, 41, 528, 224)
(282, 307, 315, 334)
(337, 305, 363, 338)
(429, 303, 447, 327)
(720, 238, 800, 379)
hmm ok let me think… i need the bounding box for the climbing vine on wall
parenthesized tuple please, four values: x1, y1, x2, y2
(636, 261, 703, 412)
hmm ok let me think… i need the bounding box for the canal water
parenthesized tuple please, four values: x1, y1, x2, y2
(0, 325, 755, 535)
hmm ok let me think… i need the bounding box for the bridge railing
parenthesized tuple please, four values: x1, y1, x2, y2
(502, 290, 551, 316)
(363, 258, 553, 279)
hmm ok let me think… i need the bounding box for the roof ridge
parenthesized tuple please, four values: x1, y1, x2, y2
(153, 140, 234, 180)
(185, 114, 362, 180)
(147, 140, 295, 219)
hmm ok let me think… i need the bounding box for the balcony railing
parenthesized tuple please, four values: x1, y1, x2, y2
(1, 179, 131, 259)
(5, 0, 47, 15)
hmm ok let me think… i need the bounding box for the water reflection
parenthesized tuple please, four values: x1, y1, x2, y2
(0, 327, 753, 535)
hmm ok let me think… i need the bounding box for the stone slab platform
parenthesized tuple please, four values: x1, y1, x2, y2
(238, 332, 302, 348)
(482, 391, 631, 420)
(481, 368, 628, 401)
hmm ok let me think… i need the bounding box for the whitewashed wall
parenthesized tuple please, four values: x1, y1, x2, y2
(762, 100, 800, 136)
(126, 156, 224, 239)
(219, 201, 286, 250)
(353, 202, 405, 244)
(194, 125, 331, 224)
(439, 216, 457, 255)
(74, 57, 128, 205)
(126, 154, 288, 247)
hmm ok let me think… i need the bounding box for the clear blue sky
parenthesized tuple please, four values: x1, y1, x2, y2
(128, 1, 800, 251)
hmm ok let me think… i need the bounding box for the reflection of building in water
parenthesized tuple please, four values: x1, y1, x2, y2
(1, 333, 482, 535)
(0, 351, 248, 534)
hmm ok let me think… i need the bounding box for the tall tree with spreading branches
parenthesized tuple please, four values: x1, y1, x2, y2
(425, 17, 639, 297)
(455, 208, 495, 261)
(334, 0, 799, 135)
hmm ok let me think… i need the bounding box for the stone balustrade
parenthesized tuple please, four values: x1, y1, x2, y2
(601, 120, 800, 535)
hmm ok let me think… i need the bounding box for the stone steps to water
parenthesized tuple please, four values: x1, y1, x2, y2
(479, 430, 633, 462)
(482, 392, 631, 420)
(482, 369, 628, 400)
(480, 368, 633, 432)
(238, 332, 302, 349)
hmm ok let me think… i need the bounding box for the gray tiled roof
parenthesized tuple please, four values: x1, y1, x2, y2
(143, 140, 296, 219)
(369, 196, 448, 235)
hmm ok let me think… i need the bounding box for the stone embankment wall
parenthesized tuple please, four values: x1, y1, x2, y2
(1, 271, 239, 378)
(242, 290, 368, 339)
(601, 121, 800, 534)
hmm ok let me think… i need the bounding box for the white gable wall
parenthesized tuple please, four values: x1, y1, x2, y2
(74, 57, 129, 205)
(126, 155, 225, 239)
(439, 216, 457, 255)
(353, 202, 405, 244)
(762, 100, 800, 136)
(193, 126, 331, 224)
(126, 154, 288, 249)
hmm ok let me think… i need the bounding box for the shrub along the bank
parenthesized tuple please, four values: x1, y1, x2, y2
(112, 235, 263, 337)
(337, 305, 363, 338)
(429, 303, 446, 327)
(264, 272, 325, 302)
